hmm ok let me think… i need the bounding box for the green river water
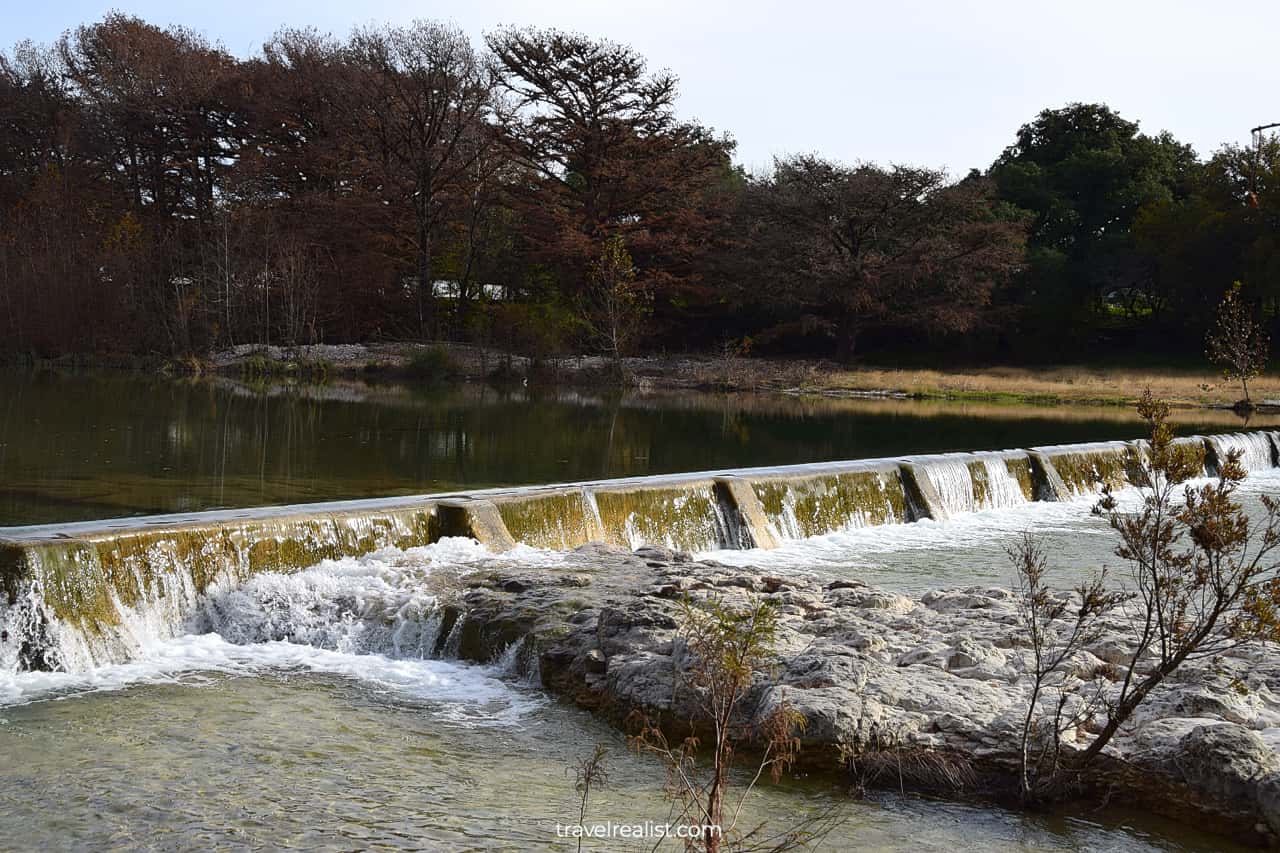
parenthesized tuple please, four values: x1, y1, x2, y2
(1, 369, 1273, 526)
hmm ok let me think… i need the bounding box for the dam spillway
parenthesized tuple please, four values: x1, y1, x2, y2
(2, 429, 1279, 673)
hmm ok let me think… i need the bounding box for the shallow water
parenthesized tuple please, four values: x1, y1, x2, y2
(3, 370, 1275, 525)
(0, 663, 1247, 851)
(703, 468, 1280, 594)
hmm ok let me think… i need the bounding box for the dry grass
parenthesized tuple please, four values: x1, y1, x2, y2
(673, 358, 1280, 408)
(228, 344, 1280, 410)
(633, 390, 1280, 428)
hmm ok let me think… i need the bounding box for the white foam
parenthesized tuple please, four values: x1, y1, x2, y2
(701, 468, 1280, 573)
(1208, 431, 1277, 472)
(702, 469, 1280, 583)
(0, 632, 541, 723)
(702, 489, 1107, 572)
(0, 536, 564, 717)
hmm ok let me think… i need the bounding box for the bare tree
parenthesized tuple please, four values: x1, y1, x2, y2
(1007, 534, 1120, 801)
(629, 597, 835, 853)
(1078, 391, 1280, 763)
(1206, 282, 1269, 406)
(582, 236, 648, 382)
(346, 21, 503, 339)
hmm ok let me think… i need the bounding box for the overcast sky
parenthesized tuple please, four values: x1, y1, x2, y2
(5, 1, 1279, 174)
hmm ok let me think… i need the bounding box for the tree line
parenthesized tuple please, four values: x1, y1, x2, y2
(2, 14, 1277, 364)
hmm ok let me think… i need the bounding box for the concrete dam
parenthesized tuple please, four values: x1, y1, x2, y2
(1, 429, 1276, 673)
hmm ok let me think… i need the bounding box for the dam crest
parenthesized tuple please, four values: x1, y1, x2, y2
(1, 429, 1277, 673)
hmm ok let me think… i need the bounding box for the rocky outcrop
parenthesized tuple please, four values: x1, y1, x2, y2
(451, 543, 1280, 847)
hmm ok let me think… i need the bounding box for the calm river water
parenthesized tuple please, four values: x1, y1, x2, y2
(1, 369, 1273, 525)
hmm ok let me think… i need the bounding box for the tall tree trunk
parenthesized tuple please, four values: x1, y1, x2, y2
(417, 209, 434, 341)
(835, 322, 859, 364)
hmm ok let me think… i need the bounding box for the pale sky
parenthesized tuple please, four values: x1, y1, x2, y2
(5, 0, 1279, 174)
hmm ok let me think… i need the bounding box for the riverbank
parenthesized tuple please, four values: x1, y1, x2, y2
(6, 343, 1276, 411)
(446, 543, 1280, 848)
(200, 343, 1279, 411)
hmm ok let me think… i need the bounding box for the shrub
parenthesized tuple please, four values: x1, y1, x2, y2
(407, 345, 458, 385)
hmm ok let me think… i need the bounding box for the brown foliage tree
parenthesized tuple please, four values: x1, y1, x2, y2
(1083, 392, 1280, 761)
(744, 157, 1027, 360)
(58, 14, 243, 352)
(344, 21, 504, 339)
(487, 27, 735, 320)
(1016, 391, 1280, 798)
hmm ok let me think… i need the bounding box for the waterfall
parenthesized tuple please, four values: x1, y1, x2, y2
(197, 558, 444, 658)
(441, 614, 466, 659)
(6, 430, 1280, 678)
(748, 465, 908, 541)
(496, 490, 598, 551)
(1031, 441, 1141, 497)
(912, 452, 1032, 516)
(0, 538, 510, 678)
(590, 482, 731, 552)
(1206, 432, 1277, 473)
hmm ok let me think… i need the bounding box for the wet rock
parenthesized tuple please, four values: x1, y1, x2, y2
(584, 648, 608, 674)
(1177, 723, 1278, 796)
(825, 579, 865, 591)
(447, 543, 1280, 846)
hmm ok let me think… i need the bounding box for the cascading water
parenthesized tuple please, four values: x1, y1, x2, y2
(1031, 441, 1141, 497)
(197, 555, 445, 658)
(589, 482, 731, 552)
(750, 466, 907, 541)
(1206, 431, 1278, 473)
(912, 452, 1032, 515)
(0, 538, 559, 692)
(6, 430, 1279, 685)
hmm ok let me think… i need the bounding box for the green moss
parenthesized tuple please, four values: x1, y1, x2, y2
(592, 485, 723, 550)
(967, 461, 991, 507)
(905, 388, 1132, 407)
(498, 493, 596, 550)
(751, 470, 906, 539)
(90, 529, 222, 611)
(23, 542, 114, 635)
(1043, 446, 1136, 495)
(0, 543, 23, 603)
(10, 504, 443, 645)
(1005, 457, 1036, 500)
(238, 353, 333, 384)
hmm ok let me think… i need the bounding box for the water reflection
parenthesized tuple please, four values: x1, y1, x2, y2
(1, 370, 1274, 525)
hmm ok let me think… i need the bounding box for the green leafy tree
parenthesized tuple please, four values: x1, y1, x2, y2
(1134, 134, 1280, 342)
(990, 103, 1196, 338)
